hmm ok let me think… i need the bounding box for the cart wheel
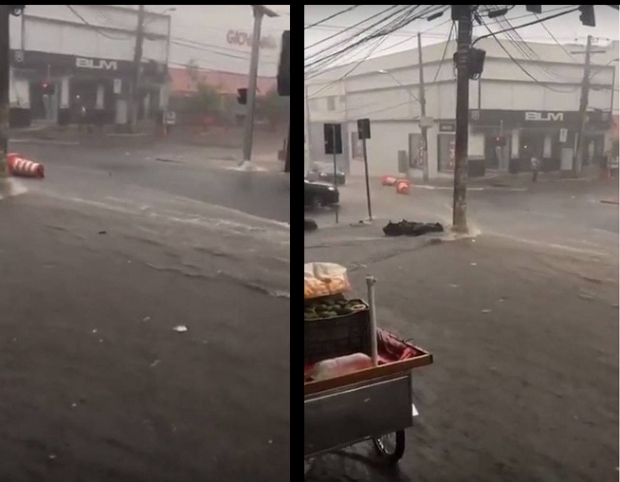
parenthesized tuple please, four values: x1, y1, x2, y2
(304, 458, 314, 478)
(372, 430, 405, 465)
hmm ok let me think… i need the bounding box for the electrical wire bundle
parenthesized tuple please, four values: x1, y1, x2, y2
(305, 6, 448, 80)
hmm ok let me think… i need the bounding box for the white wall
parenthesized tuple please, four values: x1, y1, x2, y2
(347, 121, 419, 177)
(17, 5, 169, 63)
(9, 75, 29, 108)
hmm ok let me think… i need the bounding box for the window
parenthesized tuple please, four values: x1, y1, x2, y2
(309, 98, 321, 112)
(326, 96, 336, 111)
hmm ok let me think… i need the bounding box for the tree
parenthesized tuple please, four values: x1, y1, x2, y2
(180, 59, 224, 117)
(256, 88, 289, 129)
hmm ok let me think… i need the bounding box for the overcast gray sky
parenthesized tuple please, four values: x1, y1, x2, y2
(147, 5, 290, 76)
(305, 5, 618, 68)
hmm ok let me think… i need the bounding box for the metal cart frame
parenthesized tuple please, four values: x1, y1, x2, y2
(304, 349, 432, 467)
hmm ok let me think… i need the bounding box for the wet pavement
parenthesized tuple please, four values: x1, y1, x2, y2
(9, 142, 290, 224)
(0, 141, 290, 481)
(305, 233, 618, 482)
(309, 177, 618, 257)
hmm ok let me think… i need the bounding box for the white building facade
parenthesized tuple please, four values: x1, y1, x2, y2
(306, 38, 618, 178)
(9, 5, 171, 128)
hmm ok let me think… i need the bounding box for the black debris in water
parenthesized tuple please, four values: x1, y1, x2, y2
(304, 219, 318, 232)
(383, 220, 444, 237)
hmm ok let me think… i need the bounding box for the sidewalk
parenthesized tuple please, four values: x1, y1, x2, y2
(348, 165, 605, 190)
(305, 233, 618, 482)
(10, 123, 158, 148)
(10, 123, 285, 155)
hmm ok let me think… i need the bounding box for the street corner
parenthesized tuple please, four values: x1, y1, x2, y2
(0, 178, 28, 201)
(304, 217, 459, 250)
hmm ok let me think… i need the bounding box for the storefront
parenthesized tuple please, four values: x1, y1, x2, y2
(469, 109, 611, 172)
(436, 121, 456, 172)
(10, 49, 168, 127)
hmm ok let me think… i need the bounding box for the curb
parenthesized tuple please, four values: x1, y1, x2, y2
(0, 178, 28, 200)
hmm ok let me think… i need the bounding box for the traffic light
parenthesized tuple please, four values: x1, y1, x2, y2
(277, 30, 290, 96)
(579, 5, 595, 27)
(41, 82, 55, 95)
(237, 88, 247, 105)
(494, 135, 506, 147)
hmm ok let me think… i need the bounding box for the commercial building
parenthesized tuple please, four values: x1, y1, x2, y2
(9, 5, 171, 128)
(168, 67, 275, 98)
(306, 37, 618, 178)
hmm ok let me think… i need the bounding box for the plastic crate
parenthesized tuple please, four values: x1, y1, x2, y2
(304, 299, 371, 365)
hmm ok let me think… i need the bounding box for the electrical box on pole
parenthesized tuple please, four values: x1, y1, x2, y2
(357, 118, 371, 140)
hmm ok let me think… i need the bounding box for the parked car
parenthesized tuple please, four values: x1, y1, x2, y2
(306, 162, 346, 186)
(304, 179, 339, 209)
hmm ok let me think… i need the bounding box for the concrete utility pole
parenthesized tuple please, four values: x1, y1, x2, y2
(452, 5, 473, 233)
(241, 5, 278, 167)
(0, 5, 10, 177)
(304, 85, 313, 163)
(417, 33, 429, 183)
(130, 5, 145, 132)
(573, 34, 593, 176)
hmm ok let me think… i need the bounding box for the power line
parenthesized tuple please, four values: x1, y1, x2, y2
(304, 5, 360, 30)
(306, 6, 443, 76)
(307, 36, 390, 98)
(65, 5, 132, 40)
(371, 5, 572, 57)
(171, 38, 278, 65)
(480, 18, 580, 93)
(432, 21, 455, 83)
(472, 6, 581, 47)
(305, 5, 402, 53)
(305, 6, 415, 77)
(487, 9, 574, 83)
(305, 6, 418, 69)
(534, 13, 578, 61)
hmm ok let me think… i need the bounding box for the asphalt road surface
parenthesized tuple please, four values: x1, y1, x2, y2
(11, 142, 290, 224)
(310, 178, 618, 257)
(304, 232, 618, 482)
(1, 141, 290, 481)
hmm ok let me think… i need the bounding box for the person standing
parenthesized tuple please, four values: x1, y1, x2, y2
(530, 156, 541, 182)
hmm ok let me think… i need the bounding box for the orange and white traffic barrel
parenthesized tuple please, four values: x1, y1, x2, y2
(381, 175, 397, 186)
(395, 178, 410, 195)
(7, 153, 44, 179)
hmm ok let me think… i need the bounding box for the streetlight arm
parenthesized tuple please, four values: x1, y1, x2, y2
(378, 70, 420, 103)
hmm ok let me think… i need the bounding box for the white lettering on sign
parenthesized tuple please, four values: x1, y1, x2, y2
(76, 57, 118, 71)
(525, 111, 564, 122)
(226, 29, 277, 50)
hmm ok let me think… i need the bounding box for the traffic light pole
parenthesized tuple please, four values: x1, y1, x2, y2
(241, 6, 265, 166)
(0, 5, 9, 177)
(129, 5, 145, 133)
(452, 6, 473, 233)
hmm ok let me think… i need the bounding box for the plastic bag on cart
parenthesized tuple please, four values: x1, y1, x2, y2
(304, 262, 351, 300)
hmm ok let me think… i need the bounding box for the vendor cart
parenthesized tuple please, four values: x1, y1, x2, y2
(304, 275, 433, 471)
(304, 343, 432, 465)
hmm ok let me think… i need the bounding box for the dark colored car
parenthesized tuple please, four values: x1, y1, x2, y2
(306, 162, 346, 186)
(304, 179, 339, 209)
